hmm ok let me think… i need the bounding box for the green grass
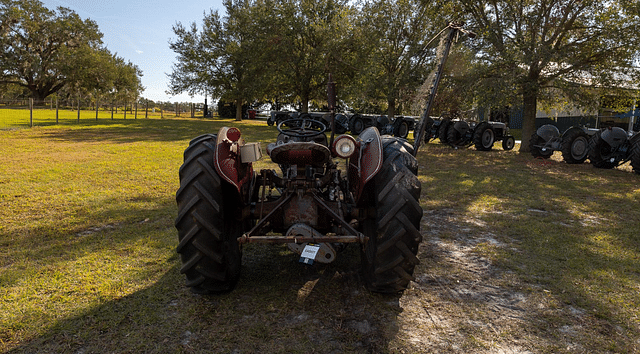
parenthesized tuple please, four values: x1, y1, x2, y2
(1, 117, 639, 353)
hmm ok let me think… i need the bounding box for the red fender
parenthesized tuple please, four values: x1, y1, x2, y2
(348, 127, 383, 202)
(214, 127, 253, 193)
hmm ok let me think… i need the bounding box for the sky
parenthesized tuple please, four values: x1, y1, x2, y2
(40, 0, 225, 103)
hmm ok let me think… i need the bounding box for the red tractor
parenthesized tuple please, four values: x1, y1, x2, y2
(176, 102, 423, 294)
(175, 23, 476, 294)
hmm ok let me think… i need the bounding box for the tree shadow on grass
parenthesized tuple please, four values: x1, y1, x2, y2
(30, 119, 224, 144)
(8, 244, 404, 354)
(28, 118, 274, 145)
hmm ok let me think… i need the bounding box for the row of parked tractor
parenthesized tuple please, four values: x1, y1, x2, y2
(267, 109, 640, 173)
(268, 111, 517, 151)
(268, 111, 416, 139)
(530, 118, 640, 173)
(417, 115, 516, 151)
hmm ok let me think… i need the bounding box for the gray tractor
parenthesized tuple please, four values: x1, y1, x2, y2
(446, 119, 516, 151)
(588, 116, 640, 173)
(529, 125, 598, 164)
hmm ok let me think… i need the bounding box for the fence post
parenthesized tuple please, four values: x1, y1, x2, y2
(145, 101, 148, 119)
(135, 101, 138, 119)
(56, 98, 59, 124)
(29, 98, 33, 127)
(77, 95, 80, 122)
(111, 104, 114, 120)
(124, 102, 127, 120)
(95, 98, 99, 120)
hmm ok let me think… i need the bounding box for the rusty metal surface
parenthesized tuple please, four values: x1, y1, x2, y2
(237, 234, 367, 244)
(269, 141, 331, 166)
(284, 193, 318, 227)
(311, 193, 360, 236)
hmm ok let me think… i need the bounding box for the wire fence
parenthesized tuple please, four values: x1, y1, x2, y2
(0, 98, 202, 129)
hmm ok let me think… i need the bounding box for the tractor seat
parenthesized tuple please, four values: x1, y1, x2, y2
(267, 141, 331, 166)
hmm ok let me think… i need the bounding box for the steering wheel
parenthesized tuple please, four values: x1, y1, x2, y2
(276, 118, 327, 139)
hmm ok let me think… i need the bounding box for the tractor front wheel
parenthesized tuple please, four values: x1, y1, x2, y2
(529, 133, 553, 159)
(175, 134, 243, 294)
(395, 120, 410, 139)
(502, 136, 516, 151)
(351, 116, 366, 135)
(361, 138, 422, 293)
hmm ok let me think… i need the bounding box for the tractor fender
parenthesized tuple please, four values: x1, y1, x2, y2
(453, 120, 470, 135)
(536, 124, 560, 142)
(348, 127, 383, 201)
(601, 127, 628, 148)
(561, 126, 585, 139)
(214, 127, 254, 193)
(376, 115, 390, 127)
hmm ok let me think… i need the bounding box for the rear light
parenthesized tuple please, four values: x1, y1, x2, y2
(227, 127, 241, 142)
(332, 135, 357, 159)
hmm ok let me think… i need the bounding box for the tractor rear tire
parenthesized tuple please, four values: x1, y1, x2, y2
(473, 122, 495, 151)
(175, 134, 243, 294)
(529, 133, 553, 159)
(438, 119, 452, 144)
(422, 117, 435, 142)
(361, 138, 422, 293)
(561, 129, 589, 164)
(588, 131, 618, 169)
(447, 122, 467, 147)
(631, 137, 640, 175)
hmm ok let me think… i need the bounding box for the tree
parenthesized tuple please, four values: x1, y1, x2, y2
(457, 0, 640, 151)
(0, 0, 108, 102)
(259, 0, 357, 113)
(110, 56, 144, 107)
(169, 0, 262, 121)
(355, 0, 451, 118)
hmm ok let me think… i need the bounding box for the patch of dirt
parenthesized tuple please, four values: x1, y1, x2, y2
(152, 207, 637, 353)
(382, 208, 593, 353)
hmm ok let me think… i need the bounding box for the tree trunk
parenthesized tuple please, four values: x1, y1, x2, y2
(235, 97, 243, 121)
(300, 95, 309, 113)
(32, 91, 48, 106)
(519, 83, 539, 153)
(387, 98, 396, 118)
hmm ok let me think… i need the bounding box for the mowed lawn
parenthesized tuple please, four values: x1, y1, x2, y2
(1, 117, 640, 353)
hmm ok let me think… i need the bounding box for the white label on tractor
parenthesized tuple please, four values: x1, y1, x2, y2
(299, 244, 320, 265)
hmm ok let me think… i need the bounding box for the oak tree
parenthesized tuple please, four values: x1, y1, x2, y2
(457, 0, 640, 151)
